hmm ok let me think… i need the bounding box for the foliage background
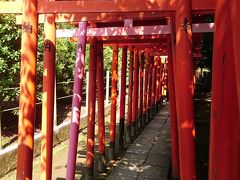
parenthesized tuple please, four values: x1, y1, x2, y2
(0, 15, 126, 112)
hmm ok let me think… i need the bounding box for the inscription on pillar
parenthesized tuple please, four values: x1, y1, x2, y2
(22, 22, 33, 34)
(44, 41, 51, 52)
(181, 17, 191, 32)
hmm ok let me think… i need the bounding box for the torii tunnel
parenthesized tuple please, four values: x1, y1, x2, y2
(0, 0, 240, 179)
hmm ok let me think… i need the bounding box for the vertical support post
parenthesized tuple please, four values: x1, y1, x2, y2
(132, 48, 139, 137)
(159, 59, 164, 107)
(109, 44, 119, 160)
(164, 58, 169, 100)
(231, 0, 240, 119)
(152, 56, 157, 112)
(119, 46, 127, 149)
(162, 61, 166, 99)
(40, 14, 56, 180)
(139, 52, 144, 129)
(127, 47, 134, 143)
(151, 55, 155, 117)
(96, 42, 106, 173)
(86, 37, 97, 179)
(155, 56, 160, 110)
(175, 0, 196, 179)
(86, 72, 89, 114)
(106, 71, 110, 105)
(209, 1, 240, 179)
(147, 54, 153, 122)
(17, 0, 38, 178)
(231, 4, 240, 174)
(167, 35, 180, 179)
(66, 22, 87, 180)
(143, 51, 149, 126)
(53, 76, 57, 128)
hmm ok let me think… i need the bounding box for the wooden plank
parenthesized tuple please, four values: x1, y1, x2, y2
(56, 23, 214, 39)
(37, 0, 214, 14)
(37, 0, 175, 14)
(1, 0, 215, 15)
(56, 25, 171, 38)
(16, 12, 172, 24)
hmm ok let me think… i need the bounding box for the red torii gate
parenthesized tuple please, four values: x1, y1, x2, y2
(1, 0, 240, 180)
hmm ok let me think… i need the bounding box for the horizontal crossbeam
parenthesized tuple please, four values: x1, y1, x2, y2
(57, 25, 171, 38)
(1, 0, 215, 15)
(57, 23, 214, 39)
(16, 12, 171, 24)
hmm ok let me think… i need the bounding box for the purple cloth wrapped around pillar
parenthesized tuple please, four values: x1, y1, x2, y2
(66, 21, 87, 179)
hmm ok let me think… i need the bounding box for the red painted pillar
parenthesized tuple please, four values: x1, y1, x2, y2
(147, 54, 153, 121)
(231, 3, 240, 175)
(158, 59, 164, 107)
(119, 46, 127, 149)
(150, 55, 155, 117)
(17, 0, 38, 178)
(86, 37, 97, 178)
(175, 0, 196, 179)
(231, 0, 240, 121)
(132, 48, 139, 137)
(127, 47, 134, 143)
(66, 22, 87, 179)
(96, 42, 106, 172)
(155, 56, 160, 109)
(40, 14, 56, 180)
(164, 58, 169, 99)
(119, 46, 127, 148)
(152, 56, 157, 110)
(139, 52, 144, 129)
(167, 35, 180, 179)
(109, 44, 119, 160)
(162, 62, 166, 98)
(143, 51, 149, 126)
(209, 1, 240, 179)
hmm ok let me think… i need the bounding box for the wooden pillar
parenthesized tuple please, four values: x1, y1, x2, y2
(40, 14, 56, 180)
(158, 57, 163, 108)
(86, 37, 97, 179)
(155, 56, 160, 110)
(127, 47, 134, 143)
(150, 55, 155, 117)
(175, 0, 196, 179)
(96, 42, 106, 172)
(231, 0, 240, 122)
(109, 44, 119, 160)
(147, 55, 153, 121)
(119, 46, 127, 149)
(230, 0, 240, 177)
(209, 0, 240, 179)
(139, 52, 144, 129)
(132, 48, 139, 137)
(152, 56, 157, 111)
(66, 22, 87, 179)
(17, 0, 38, 178)
(164, 58, 169, 99)
(143, 51, 149, 126)
(167, 35, 180, 179)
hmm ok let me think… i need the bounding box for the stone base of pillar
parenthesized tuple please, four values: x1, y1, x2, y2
(109, 142, 115, 161)
(98, 153, 106, 173)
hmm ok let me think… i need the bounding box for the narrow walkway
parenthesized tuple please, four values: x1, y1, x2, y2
(107, 105, 171, 180)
